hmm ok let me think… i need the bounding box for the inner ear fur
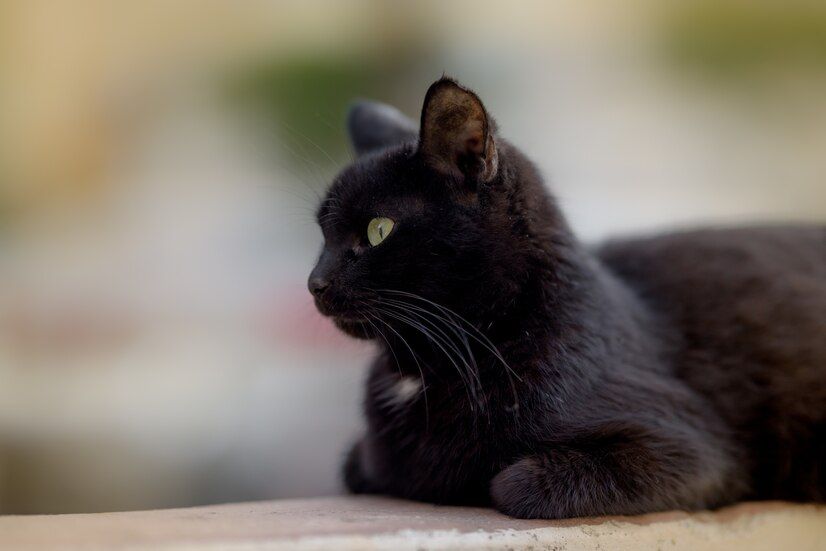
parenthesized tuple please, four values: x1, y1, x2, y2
(418, 78, 498, 185)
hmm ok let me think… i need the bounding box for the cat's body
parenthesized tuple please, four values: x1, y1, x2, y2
(310, 79, 826, 518)
(601, 225, 826, 503)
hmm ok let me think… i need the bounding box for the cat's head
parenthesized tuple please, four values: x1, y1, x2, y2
(308, 78, 549, 338)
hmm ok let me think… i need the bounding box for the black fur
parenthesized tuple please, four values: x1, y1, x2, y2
(308, 77, 826, 519)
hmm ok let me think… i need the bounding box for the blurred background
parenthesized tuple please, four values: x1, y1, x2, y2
(1, 0, 825, 514)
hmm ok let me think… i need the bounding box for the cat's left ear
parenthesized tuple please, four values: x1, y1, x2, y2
(418, 78, 498, 185)
(347, 101, 418, 157)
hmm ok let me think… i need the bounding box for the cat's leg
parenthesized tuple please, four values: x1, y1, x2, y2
(342, 438, 381, 494)
(490, 422, 736, 519)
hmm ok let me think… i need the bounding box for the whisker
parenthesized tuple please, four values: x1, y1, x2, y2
(375, 306, 478, 411)
(360, 310, 402, 378)
(379, 289, 522, 382)
(282, 121, 339, 167)
(373, 298, 487, 414)
(378, 297, 477, 370)
(370, 312, 430, 429)
(377, 289, 521, 411)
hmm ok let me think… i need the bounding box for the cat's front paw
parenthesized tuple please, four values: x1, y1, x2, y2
(490, 457, 560, 519)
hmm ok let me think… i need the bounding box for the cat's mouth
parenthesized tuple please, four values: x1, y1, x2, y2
(310, 290, 375, 339)
(332, 315, 373, 339)
(313, 297, 366, 323)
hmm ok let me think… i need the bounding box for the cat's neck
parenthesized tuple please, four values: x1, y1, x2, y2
(489, 236, 659, 378)
(479, 149, 665, 382)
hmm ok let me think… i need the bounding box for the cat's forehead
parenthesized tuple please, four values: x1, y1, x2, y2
(323, 147, 430, 214)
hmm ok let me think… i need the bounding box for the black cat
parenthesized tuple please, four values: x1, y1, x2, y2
(308, 77, 826, 519)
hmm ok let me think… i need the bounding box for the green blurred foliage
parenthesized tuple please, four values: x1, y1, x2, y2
(225, 54, 410, 170)
(663, 1, 826, 79)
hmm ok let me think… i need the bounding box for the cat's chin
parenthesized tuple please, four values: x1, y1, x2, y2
(333, 317, 373, 340)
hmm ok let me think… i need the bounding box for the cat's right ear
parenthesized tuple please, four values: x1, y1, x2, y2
(418, 78, 498, 186)
(347, 101, 418, 157)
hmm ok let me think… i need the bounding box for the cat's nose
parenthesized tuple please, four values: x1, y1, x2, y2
(309, 249, 335, 298)
(308, 276, 330, 297)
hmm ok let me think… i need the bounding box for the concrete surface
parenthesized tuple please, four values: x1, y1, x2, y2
(1, 496, 825, 550)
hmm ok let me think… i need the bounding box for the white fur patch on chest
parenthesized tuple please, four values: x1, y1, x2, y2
(389, 376, 422, 405)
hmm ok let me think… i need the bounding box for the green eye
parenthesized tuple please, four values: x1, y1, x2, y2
(367, 217, 395, 246)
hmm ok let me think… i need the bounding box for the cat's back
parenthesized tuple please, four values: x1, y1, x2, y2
(597, 225, 825, 342)
(597, 225, 825, 382)
(598, 225, 826, 498)
(600, 222, 823, 267)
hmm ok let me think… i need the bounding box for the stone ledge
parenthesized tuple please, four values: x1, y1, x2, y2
(1, 496, 824, 550)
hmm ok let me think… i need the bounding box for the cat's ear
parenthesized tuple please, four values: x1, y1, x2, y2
(418, 78, 498, 185)
(347, 100, 418, 157)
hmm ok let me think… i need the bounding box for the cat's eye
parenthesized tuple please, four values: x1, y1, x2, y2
(367, 217, 395, 246)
